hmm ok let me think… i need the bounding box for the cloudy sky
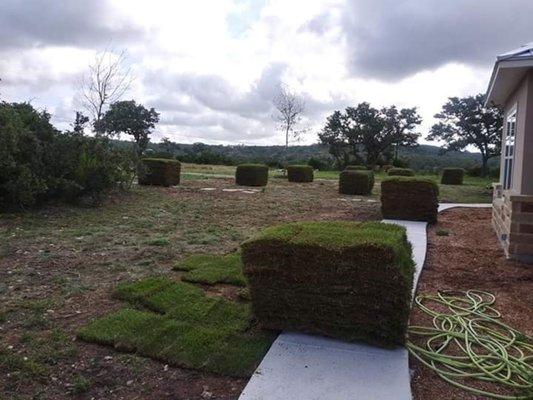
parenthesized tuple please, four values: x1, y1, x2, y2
(0, 0, 531, 146)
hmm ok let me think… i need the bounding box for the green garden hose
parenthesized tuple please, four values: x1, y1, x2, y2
(406, 290, 533, 399)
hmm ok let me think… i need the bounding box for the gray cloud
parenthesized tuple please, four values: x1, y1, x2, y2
(341, 0, 533, 80)
(0, 0, 143, 50)
(145, 63, 287, 120)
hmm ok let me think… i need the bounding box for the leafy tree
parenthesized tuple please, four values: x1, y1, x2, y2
(99, 100, 159, 155)
(319, 103, 421, 168)
(427, 94, 502, 176)
(382, 106, 421, 162)
(72, 111, 89, 133)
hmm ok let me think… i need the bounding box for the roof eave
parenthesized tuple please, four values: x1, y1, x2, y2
(485, 58, 533, 107)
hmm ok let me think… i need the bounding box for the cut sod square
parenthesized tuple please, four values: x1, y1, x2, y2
(241, 221, 415, 347)
(79, 278, 275, 377)
(381, 177, 439, 223)
(139, 158, 181, 186)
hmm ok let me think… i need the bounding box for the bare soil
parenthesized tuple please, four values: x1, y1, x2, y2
(410, 208, 533, 400)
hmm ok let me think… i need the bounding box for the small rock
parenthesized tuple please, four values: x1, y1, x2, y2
(126, 380, 134, 386)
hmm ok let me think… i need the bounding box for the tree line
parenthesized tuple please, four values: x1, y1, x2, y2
(317, 95, 502, 176)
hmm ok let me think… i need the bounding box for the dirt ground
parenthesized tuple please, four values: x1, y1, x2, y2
(410, 208, 533, 400)
(0, 178, 379, 400)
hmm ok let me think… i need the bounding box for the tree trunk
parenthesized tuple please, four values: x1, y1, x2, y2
(481, 154, 489, 177)
(285, 126, 289, 148)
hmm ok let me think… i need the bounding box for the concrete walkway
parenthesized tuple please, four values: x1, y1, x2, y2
(239, 203, 491, 400)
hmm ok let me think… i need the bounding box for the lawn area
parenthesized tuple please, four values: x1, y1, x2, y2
(0, 167, 494, 399)
(0, 176, 379, 399)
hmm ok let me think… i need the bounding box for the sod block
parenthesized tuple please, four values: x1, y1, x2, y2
(79, 278, 275, 377)
(441, 168, 464, 185)
(139, 158, 181, 186)
(236, 164, 269, 187)
(287, 165, 314, 183)
(345, 165, 367, 171)
(339, 170, 374, 195)
(381, 177, 439, 223)
(242, 221, 415, 347)
(388, 168, 414, 177)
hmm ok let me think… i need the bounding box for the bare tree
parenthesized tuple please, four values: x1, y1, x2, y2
(78, 49, 133, 134)
(273, 84, 306, 148)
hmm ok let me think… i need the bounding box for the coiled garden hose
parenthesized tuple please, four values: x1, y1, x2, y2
(406, 290, 533, 399)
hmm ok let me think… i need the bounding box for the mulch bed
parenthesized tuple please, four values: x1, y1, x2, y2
(409, 208, 533, 400)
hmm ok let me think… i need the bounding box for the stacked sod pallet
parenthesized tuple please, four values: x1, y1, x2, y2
(139, 158, 181, 186)
(287, 165, 314, 182)
(345, 165, 367, 171)
(242, 221, 415, 347)
(441, 168, 464, 185)
(236, 164, 269, 186)
(339, 170, 374, 195)
(381, 177, 439, 223)
(388, 167, 415, 176)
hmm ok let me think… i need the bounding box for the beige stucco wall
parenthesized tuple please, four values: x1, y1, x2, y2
(502, 70, 533, 195)
(522, 71, 533, 195)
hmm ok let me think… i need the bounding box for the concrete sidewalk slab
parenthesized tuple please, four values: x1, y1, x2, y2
(438, 203, 491, 212)
(239, 333, 411, 400)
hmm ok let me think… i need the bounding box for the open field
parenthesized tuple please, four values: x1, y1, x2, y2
(182, 163, 495, 203)
(0, 170, 504, 399)
(0, 176, 379, 399)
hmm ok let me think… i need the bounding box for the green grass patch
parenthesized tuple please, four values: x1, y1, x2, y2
(173, 253, 247, 286)
(436, 229, 449, 236)
(79, 278, 275, 377)
(0, 348, 48, 382)
(146, 237, 170, 246)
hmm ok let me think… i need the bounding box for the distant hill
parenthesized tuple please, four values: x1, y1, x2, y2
(135, 141, 498, 172)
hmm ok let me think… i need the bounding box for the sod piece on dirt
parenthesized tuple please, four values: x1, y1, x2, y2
(345, 165, 367, 171)
(441, 168, 465, 185)
(138, 158, 181, 186)
(242, 221, 415, 347)
(78, 278, 275, 377)
(286, 165, 314, 183)
(381, 177, 439, 223)
(235, 164, 269, 187)
(339, 170, 374, 195)
(388, 167, 415, 177)
(173, 253, 247, 286)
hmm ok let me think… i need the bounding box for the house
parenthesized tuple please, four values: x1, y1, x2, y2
(486, 42, 533, 263)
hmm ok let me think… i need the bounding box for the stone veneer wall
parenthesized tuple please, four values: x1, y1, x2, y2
(492, 183, 533, 263)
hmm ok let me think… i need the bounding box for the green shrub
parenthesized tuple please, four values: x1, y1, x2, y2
(382, 164, 394, 172)
(139, 158, 181, 187)
(235, 164, 268, 187)
(345, 165, 367, 171)
(242, 221, 415, 347)
(388, 168, 415, 177)
(339, 170, 374, 195)
(287, 165, 313, 183)
(0, 102, 135, 210)
(381, 177, 439, 223)
(441, 168, 464, 185)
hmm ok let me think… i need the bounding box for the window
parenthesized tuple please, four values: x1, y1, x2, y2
(503, 108, 516, 190)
